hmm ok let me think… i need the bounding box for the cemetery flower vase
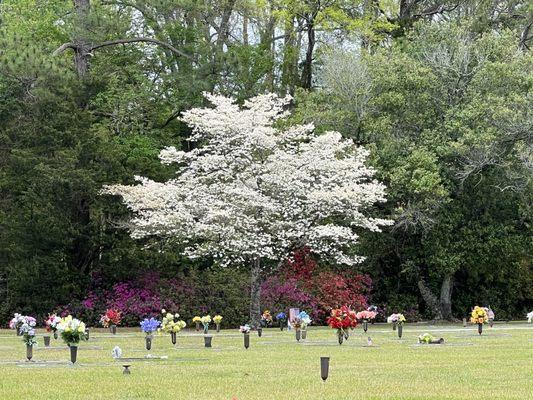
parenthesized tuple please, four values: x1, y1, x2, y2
(195, 322, 200, 332)
(393, 321, 397, 331)
(54, 331, 58, 340)
(295, 329, 301, 342)
(244, 333, 250, 349)
(111, 325, 117, 335)
(204, 335, 212, 348)
(145, 335, 153, 351)
(26, 344, 33, 361)
(216, 323, 220, 333)
(70, 344, 78, 364)
(363, 321, 368, 333)
(320, 357, 330, 381)
(302, 329, 307, 340)
(43, 335, 51, 347)
(337, 330, 344, 345)
(257, 327, 262, 337)
(478, 323, 483, 335)
(398, 324, 403, 339)
(171, 331, 177, 345)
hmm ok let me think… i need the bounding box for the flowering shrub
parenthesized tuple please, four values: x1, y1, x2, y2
(261, 248, 371, 323)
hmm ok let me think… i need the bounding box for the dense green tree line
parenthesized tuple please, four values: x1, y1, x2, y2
(0, 0, 531, 323)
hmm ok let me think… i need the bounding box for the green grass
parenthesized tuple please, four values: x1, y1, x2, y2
(0, 323, 531, 399)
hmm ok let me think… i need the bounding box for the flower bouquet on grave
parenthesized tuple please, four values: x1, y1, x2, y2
(260, 310, 273, 328)
(140, 318, 160, 351)
(298, 311, 312, 340)
(240, 324, 251, 349)
(326, 306, 358, 345)
(418, 333, 444, 344)
(290, 316, 303, 342)
(213, 315, 223, 332)
(100, 309, 122, 334)
(527, 311, 533, 323)
(356, 310, 377, 333)
(193, 316, 202, 331)
(19, 316, 37, 361)
(9, 313, 25, 336)
(276, 312, 287, 331)
(45, 314, 61, 340)
(470, 306, 488, 335)
(387, 313, 406, 338)
(159, 310, 186, 345)
(56, 315, 88, 363)
(201, 315, 211, 334)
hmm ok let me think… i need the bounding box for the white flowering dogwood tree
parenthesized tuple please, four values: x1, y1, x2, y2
(102, 93, 392, 325)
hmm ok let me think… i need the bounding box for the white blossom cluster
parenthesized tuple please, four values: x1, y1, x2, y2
(102, 93, 392, 266)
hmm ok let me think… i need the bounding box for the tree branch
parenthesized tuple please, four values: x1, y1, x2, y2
(53, 37, 194, 60)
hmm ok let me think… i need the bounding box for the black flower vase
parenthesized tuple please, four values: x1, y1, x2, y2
(26, 344, 33, 361)
(43, 335, 51, 347)
(53, 331, 58, 340)
(216, 324, 220, 333)
(243, 333, 250, 349)
(195, 322, 200, 332)
(393, 322, 397, 331)
(363, 321, 368, 333)
(145, 335, 152, 351)
(111, 325, 117, 335)
(171, 332, 177, 345)
(257, 327, 262, 337)
(478, 323, 483, 335)
(70, 345, 78, 364)
(280, 321, 285, 331)
(320, 357, 330, 381)
(302, 329, 307, 340)
(85, 329, 90, 340)
(398, 324, 403, 339)
(204, 336, 212, 348)
(489, 319, 494, 328)
(295, 329, 301, 342)
(337, 331, 343, 345)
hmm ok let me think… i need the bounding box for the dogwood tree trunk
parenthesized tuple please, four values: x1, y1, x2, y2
(440, 274, 453, 320)
(249, 258, 262, 327)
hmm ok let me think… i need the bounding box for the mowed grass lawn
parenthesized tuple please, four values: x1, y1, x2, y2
(0, 323, 531, 399)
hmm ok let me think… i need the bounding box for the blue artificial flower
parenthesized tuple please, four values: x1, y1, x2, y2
(140, 317, 160, 333)
(276, 312, 286, 320)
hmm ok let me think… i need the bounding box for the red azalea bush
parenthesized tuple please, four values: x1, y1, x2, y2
(261, 248, 371, 323)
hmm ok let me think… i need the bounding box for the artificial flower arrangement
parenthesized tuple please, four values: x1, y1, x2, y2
(387, 313, 406, 338)
(200, 315, 211, 333)
(387, 313, 406, 325)
(159, 311, 186, 334)
(45, 314, 61, 338)
(19, 316, 37, 347)
(213, 315, 223, 332)
(418, 333, 434, 344)
(527, 311, 533, 323)
(298, 311, 312, 330)
(56, 315, 88, 346)
(9, 313, 25, 334)
(192, 316, 202, 331)
(260, 310, 273, 327)
(276, 312, 287, 330)
(140, 317, 160, 335)
(356, 310, 377, 332)
(140, 317, 160, 351)
(99, 308, 122, 329)
(239, 324, 251, 334)
(326, 306, 358, 345)
(470, 306, 488, 335)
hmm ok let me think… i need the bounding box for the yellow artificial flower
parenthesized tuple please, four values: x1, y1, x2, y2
(192, 316, 201, 322)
